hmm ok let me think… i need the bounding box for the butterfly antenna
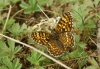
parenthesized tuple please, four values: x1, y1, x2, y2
(37, 4, 49, 19)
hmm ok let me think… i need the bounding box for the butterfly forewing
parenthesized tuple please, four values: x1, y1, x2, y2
(55, 12, 73, 33)
(31, 32, 51, 45)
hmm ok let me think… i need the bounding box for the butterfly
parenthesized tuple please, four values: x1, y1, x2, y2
(31, 12, 74, 57)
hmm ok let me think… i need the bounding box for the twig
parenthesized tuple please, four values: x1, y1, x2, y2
(97, 17, 100, 65)
(0, 33, 71, 69)
(2, 5, 11, 33)
(89, 37, 97, 46)
(37, 4, 49, 19)
(12, 9, 24, 18)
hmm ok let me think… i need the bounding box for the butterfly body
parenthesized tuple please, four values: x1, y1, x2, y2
(31, 12, 74, 57)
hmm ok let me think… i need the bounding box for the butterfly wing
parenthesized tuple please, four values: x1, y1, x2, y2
(59, 32, 74, 48)
(55, 12, 73, 33)
(31, 32, 65, 56)
(31, 32, 73, 56)
(47, 39, 66, 56)
(47, 12, 74, 56)
(31, 32, 51, 45)
(47, 32, 74, 56)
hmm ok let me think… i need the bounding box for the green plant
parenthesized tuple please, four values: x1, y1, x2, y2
(84, 58, 100, 69)
(2, 18, 15, 29)
(2, 57, 22, 69)
(8, 23, 27, 37)
(0, 0, 10, 10)
(0, 0, 20, 10)
(20, 0, 47, 14)
(0, 39, 22, 59)
(27, 50, 45, 68)
(0, 39, 22, 69)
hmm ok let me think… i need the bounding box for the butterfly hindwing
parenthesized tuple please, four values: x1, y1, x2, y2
(47, 32, 74, 56)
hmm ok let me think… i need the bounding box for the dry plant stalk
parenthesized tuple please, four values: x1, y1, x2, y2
(97, 18, 100, 65)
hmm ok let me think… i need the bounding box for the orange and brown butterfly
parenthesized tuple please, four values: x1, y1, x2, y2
(31, 12, 74, 57)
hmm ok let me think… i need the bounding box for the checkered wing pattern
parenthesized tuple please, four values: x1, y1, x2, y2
(55, 12, 73, 33)
(47, 32, 74, 56)
(31, 32, 51, 45)
(31, 12, 74, 57)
